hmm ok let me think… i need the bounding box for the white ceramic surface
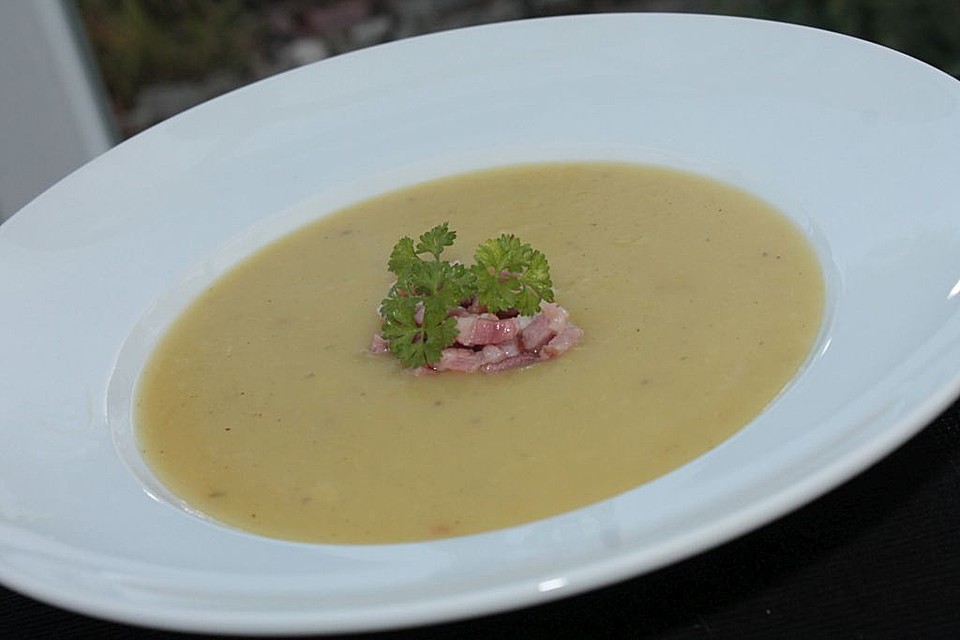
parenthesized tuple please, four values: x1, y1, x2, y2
(2, 13, 959, 635)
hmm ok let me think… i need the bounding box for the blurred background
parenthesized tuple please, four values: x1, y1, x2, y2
(1, 0, 959, 221)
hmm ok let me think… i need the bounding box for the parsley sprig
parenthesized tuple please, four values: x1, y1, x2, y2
(473, 234, 554, 316)
(377, 223, 554, 368)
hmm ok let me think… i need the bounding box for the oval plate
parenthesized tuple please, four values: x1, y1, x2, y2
(1, 13, 959, 635)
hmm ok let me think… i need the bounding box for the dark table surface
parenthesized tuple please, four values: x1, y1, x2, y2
(3, 399, 959, 638)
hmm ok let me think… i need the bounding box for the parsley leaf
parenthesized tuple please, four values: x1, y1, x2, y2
(379, 294, 458, 368)
(472, 234, 554, 315)
(388, 222, 458, 277)
(415, 222, 457, 261)
(387, 236, 417, 275)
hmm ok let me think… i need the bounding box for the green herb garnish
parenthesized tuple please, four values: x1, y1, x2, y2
(472, 234, 553, 316)
(377, 223, 553, 368)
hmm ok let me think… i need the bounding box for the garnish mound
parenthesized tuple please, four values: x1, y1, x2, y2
(370, 223, 582, 373)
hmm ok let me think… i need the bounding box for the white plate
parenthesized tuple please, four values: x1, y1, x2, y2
(2, 13, 960, 635)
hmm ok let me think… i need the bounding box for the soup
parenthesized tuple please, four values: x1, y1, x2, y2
(136, 162, 825, 543)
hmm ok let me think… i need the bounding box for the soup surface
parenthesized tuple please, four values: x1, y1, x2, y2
(136, 162, 824, 543)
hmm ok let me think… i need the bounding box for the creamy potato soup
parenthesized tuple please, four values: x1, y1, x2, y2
(136, 163, 824, 544)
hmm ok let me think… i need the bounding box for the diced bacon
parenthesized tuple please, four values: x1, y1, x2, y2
(519, 314, 552, 351)
(480, 353, 540, 373)
(370, 333, 390, 354)
(541, 324, 584, 358)
(476, 338, 517, 364)
(454, 315, 478, 344)
(480, 344, 507, 365)
(455, 314, 520, 346)
(499, 338, 521, 358)
(540, 302, 570, 332)
(520, 302, 569, 351)
(435, 347, 483, 373)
